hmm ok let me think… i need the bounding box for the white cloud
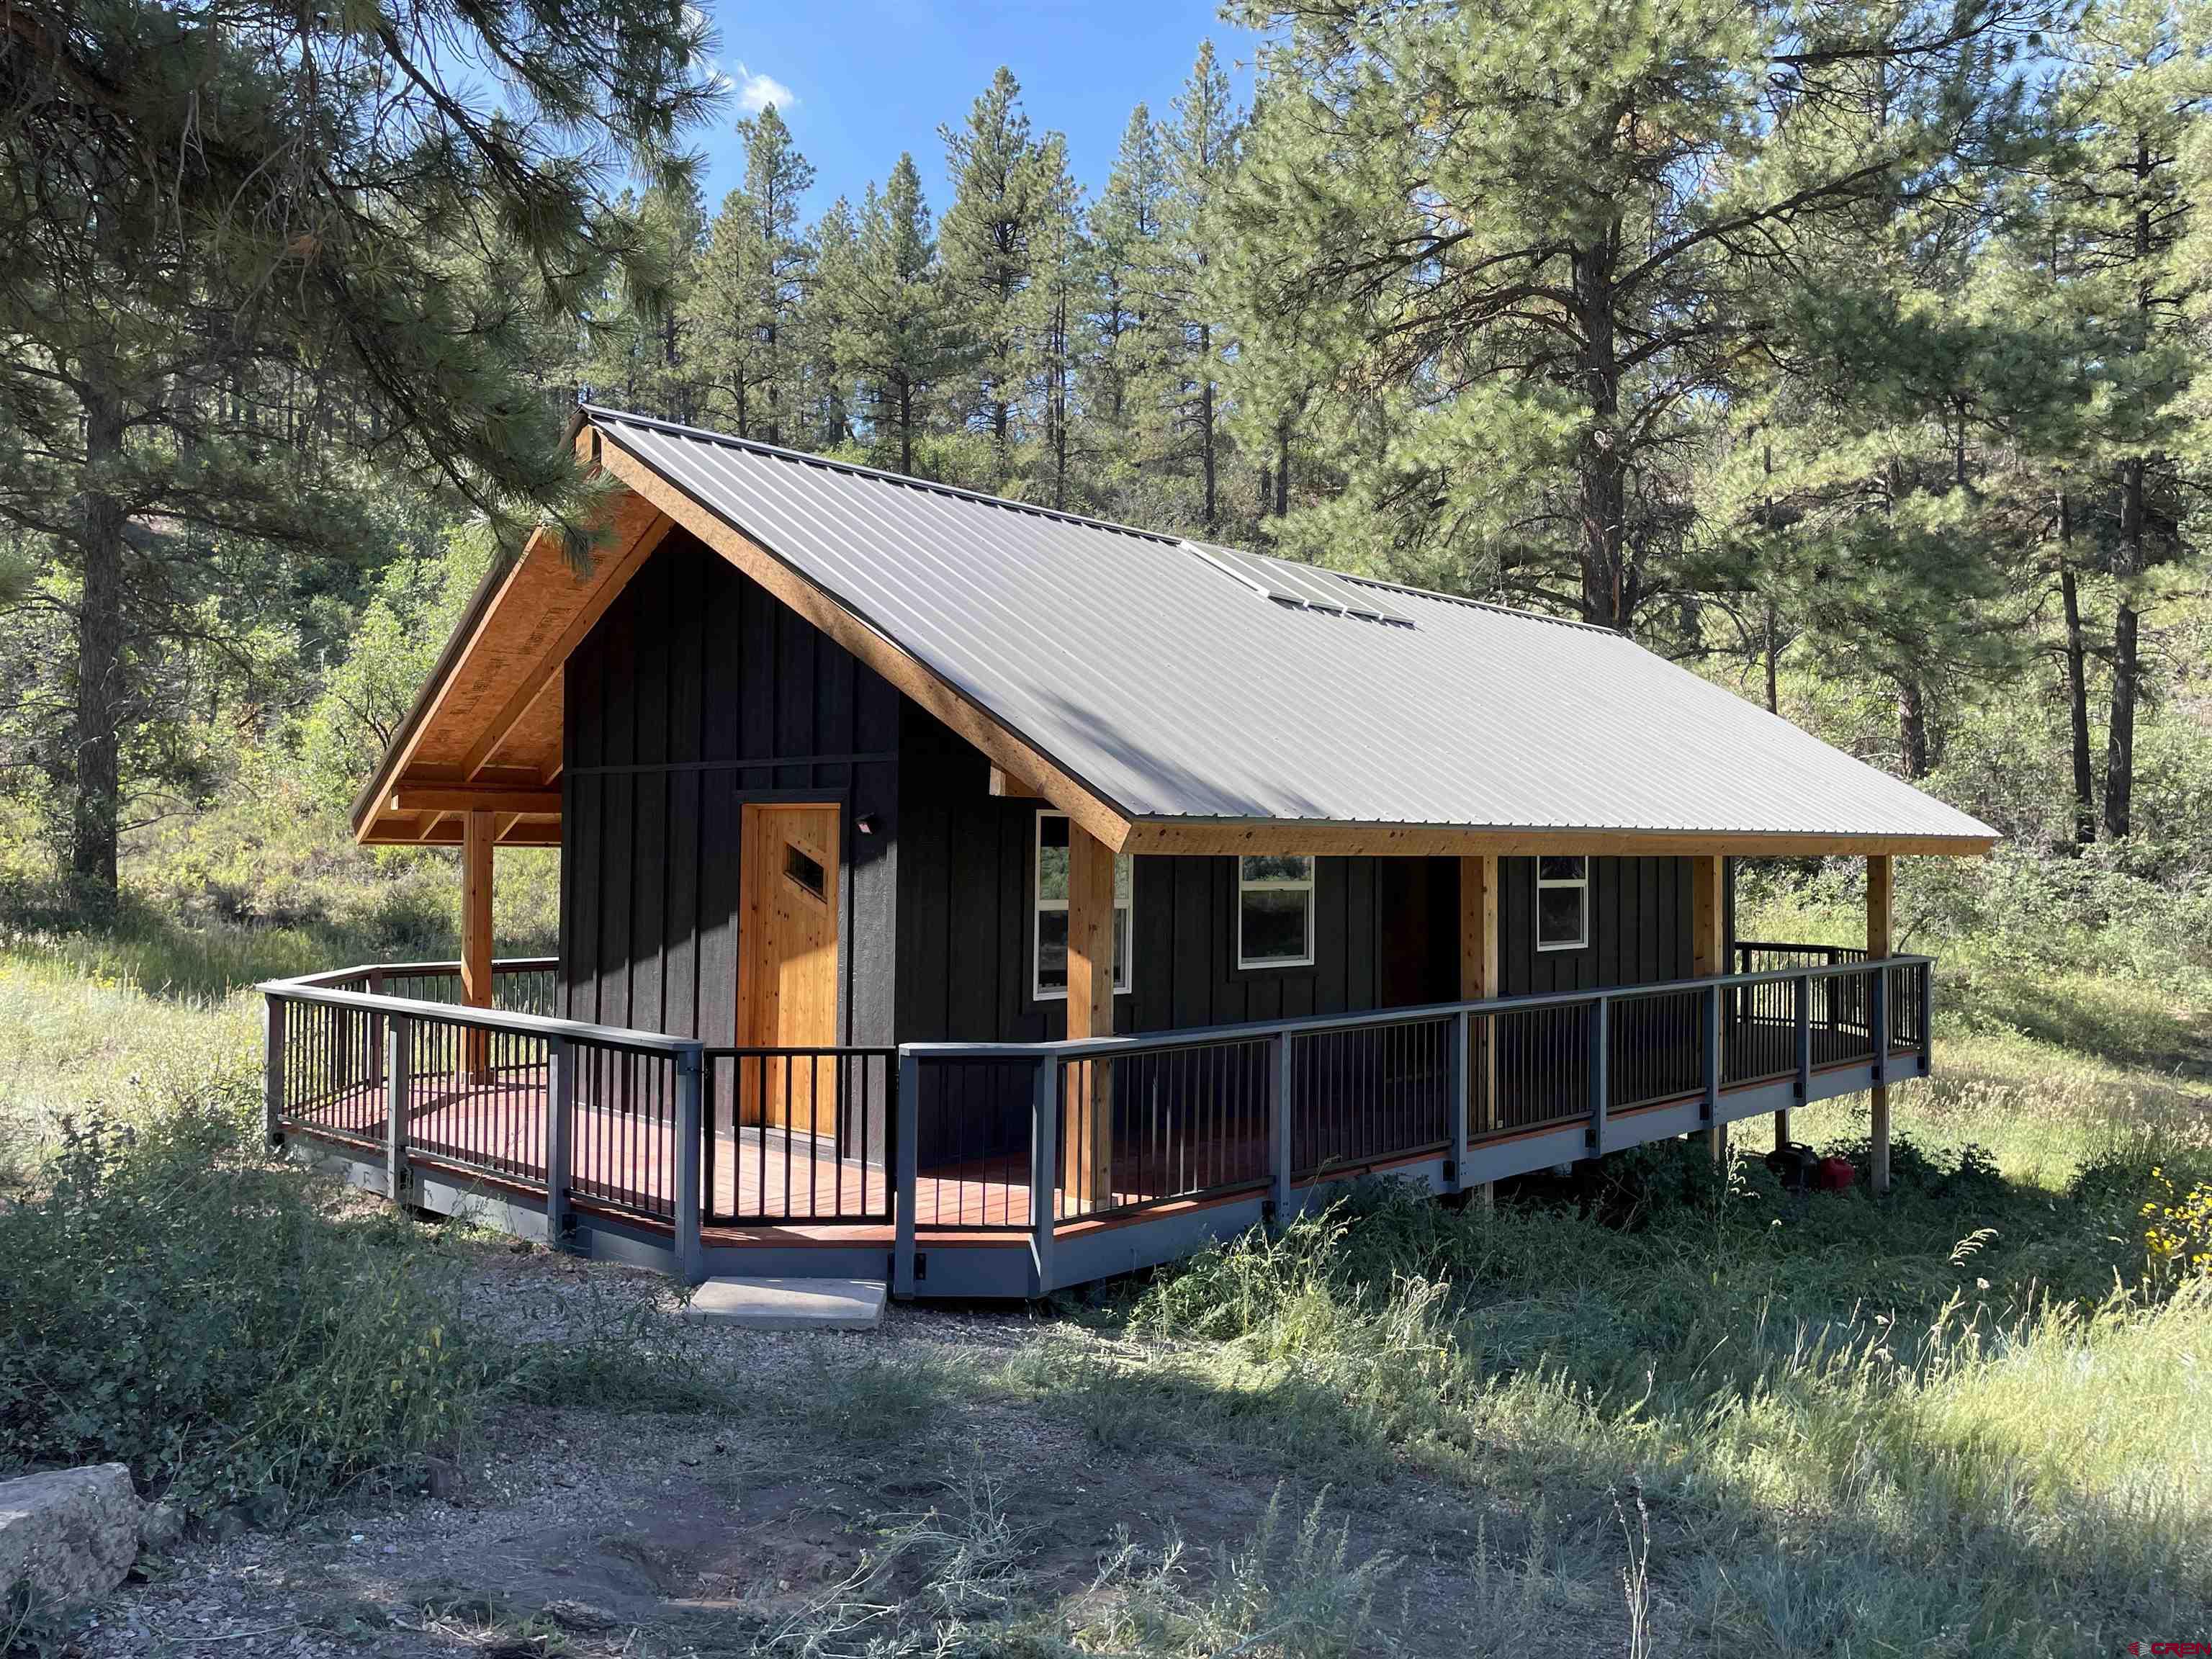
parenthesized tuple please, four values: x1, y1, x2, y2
(732, 63, 796, 114)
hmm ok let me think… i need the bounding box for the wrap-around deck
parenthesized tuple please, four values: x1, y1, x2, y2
(262, 945, 1930, 1298)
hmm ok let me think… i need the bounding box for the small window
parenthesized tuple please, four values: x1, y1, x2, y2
(1536, 855, 1588, 950)
(1034, 811, 1132, 999)
(1238, 854, 1316, 968)
(783, 842, 827, 902)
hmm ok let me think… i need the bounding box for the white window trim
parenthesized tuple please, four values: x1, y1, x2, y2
(1535, 856, 1591, 952)
(1033, 809, 1133, 1001)
(1236, 855, 1317, 970)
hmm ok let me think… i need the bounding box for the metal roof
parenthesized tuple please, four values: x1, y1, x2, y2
(582, 406, 1997, 847)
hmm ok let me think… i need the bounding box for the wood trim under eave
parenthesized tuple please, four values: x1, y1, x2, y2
(1115, 821, 1999, 860)
(457, 508, 678, 781)
(592, 432, 1138, 856)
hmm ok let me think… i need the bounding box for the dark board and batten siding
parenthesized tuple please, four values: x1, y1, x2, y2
(893, 703, 1462, 1045)
(558, 529, 900, 1049)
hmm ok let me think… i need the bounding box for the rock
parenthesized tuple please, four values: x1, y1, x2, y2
(542, 1598, 620, 1633)
(0, 1464, 141, 1614)
(138, 1501, 186, 1555)
(426, 1457, 462, 1503)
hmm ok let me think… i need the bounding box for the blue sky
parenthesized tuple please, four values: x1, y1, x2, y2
(689, 0, 1256, 222)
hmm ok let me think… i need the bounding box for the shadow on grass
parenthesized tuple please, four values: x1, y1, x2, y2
(998, 1169, 2203, 1654)
(1951, 963, 2210, 1076)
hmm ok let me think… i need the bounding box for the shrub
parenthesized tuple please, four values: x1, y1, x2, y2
(0, 1078, 504, 1518)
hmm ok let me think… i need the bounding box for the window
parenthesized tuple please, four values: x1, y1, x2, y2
(1536, 855, 1588, 950)
(1033, 811, 1132, 999)
(1238, 855, 1316, 968)
(783, 843, 827, 902)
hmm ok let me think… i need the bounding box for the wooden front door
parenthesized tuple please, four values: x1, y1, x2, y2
(737, 801, 841, 1135)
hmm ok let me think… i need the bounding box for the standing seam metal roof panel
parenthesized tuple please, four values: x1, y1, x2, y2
(584, 407, 1997, 843)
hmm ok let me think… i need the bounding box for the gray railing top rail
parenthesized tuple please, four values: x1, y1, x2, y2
(902, 954, 1936, 1064)
(259, 965, 703, 1056)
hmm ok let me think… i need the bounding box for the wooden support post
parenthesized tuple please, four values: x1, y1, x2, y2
(262, 996, 287, 1149)
(461, 809, 495, 1079)
(1586, 995, 1609, 1157)
(1270, 1030, 1293, 1223)
(1030, 1053, 1059, 1296)
(1447, 1011, 1470, 1196)
(1062, 822, 1117, 1208)
(1868, 853, 1894, 1197)
(1460, 855, 1499, 1206)
(674, 1045, 703, 1282)
(894, 1051, 920, 1297)
(1692, 855, 1727, 1165)
(384, 1014, 412, 1202)
(544, 1036, 572, 1249)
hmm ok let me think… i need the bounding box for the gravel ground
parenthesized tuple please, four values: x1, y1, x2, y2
(63, 1240, 1614, 1658)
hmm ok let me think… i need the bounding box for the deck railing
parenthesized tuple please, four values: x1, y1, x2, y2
(264, 948, 1933, 1294)
(901, 952, 1933, 1290)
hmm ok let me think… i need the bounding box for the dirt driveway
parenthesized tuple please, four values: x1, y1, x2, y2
(72, 1245, 1631, 1658)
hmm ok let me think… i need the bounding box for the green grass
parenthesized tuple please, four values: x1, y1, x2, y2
(6, 878, 2211, 1651)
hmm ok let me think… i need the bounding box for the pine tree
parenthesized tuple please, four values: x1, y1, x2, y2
(1223, 0, 2035, 631)
(1155, 42, 1241, 531)
(799, 198, 863, 450)
(586, 180, 709, 421)
(0, 0, 717, 904)
(939, 68, 1046, 485)
(1084, 107, 1172, 472)
(1023, 136, 1087, 510)
(687, 107, 817, 443)
(840, 156, 954, 475)
(2034, 0, 2206, 839)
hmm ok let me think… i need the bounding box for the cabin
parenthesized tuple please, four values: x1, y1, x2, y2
(259, 406, 1997, 1298)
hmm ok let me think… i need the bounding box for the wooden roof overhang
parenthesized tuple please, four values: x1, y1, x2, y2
(353, 416, 1997, 862)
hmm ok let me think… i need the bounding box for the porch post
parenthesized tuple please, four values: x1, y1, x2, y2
(1030, 1053, 1059, 1296)
(1460, 854, 1498, 1205)
(384, 1014, 412, 1202)
(894, 1050, 920, 1297)
(461, 809, 495, 1079)
(1867, 854, 1894, 1196)
(674, 1044, 703, 1282)
(1691, 855, 1727, 1164)
(1063, 823, 1117, 1209)
(262, 995, 286, 1149)
(544, 1036, 572, 1249)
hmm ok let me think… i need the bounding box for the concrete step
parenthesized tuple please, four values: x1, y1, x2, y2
(681, 1276, 886, 1331)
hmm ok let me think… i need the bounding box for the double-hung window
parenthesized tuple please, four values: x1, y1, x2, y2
(1033, 811, 1132, 999)
(1237, 855, 1316, 968)
(1535, 855, 1589, 950)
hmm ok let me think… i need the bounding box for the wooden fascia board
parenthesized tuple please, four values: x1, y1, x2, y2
(1116, 821, 1999, 859)
(593, 431, 1138, 855)
(349, 532, 539, 842)
(457, 507, 677, 781)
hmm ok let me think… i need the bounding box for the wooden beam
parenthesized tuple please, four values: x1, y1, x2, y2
(1691, 855, 1727, 1165)
(1868, 853, 1894, 1196)
(593, 433, 1138, 857)
(457, 510, 675, 781)
(1119, 821, 1997, 860)
(989, 764, 1042, 799)
(461, 810, 495, 1078)
(1064, 822, 1118, 1209)
(1460, 855, 1499, 1206)
(391, 785, 563, 816)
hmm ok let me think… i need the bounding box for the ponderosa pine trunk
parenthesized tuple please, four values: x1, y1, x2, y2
(2059, 492, 2096, 848)
(2105, 456, 2143, 840)
(1573, 231, 1630, 632)
(1897, 679, 1930, 781)
(1198, 322, 1217, 531)
(70, 370, 128, 909)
